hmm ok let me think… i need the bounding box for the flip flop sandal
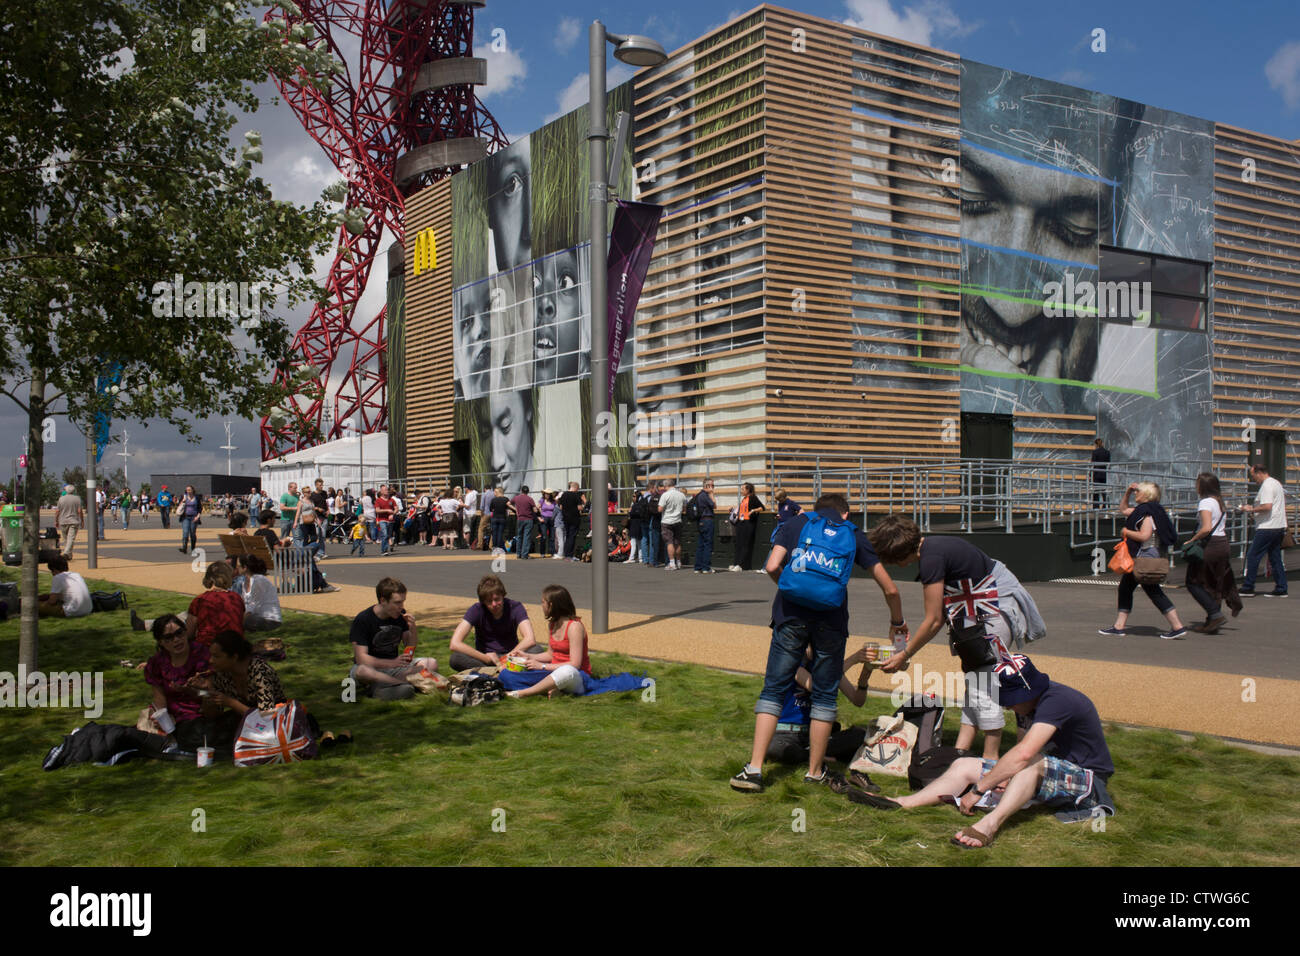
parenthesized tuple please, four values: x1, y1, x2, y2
(336, 731, 353, 745)
(847, 790, 901, 810)
(319, 731, 337, 748)
(951, 825, 996, 849)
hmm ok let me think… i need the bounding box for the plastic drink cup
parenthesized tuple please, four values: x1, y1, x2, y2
(196, 747, 215, 768)
(153, 708, 176, 734)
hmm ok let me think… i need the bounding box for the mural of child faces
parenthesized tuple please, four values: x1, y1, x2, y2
(487, 389, 538, 495)
(453, 279, 492, 400)
(487, 136, 531, 275)
(533, 247, 590, 386)
(488, 265, 535, 394)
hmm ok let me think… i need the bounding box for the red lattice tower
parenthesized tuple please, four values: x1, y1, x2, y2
(260, 0, 507, 458)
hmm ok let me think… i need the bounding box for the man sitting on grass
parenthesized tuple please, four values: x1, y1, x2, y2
(848, 655, 1115, 850)
(447, 574, 545, 671)
(38, 555, 92, 619)
(349, 577, 441, 700)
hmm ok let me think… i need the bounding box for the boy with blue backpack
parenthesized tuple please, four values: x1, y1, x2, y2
(731, 492, 907, 794)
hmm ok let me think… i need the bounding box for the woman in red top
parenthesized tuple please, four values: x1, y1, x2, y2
(506, 585, 590, 699)
(185, 561, 245, 645)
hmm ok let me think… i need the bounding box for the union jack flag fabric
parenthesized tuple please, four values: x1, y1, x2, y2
(233, 701, 317, 767)
(943, 573, 1000, 622)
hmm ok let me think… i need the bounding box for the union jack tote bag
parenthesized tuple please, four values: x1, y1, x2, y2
(234, 701, 319, 767)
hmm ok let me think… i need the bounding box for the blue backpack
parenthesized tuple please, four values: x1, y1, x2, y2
(777, 514, 858, 611)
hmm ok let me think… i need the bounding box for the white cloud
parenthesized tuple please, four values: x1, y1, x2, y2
(476, 38, 528, 99)
(547, 65, 635, 122)
(1056, 69, 1092, 88)
(842, 0, 970, 47)
(1265, 40, 1300, 110)
(555, 17, 581, 54)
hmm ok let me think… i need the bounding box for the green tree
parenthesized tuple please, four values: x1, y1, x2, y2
(0, 1, 343, 670)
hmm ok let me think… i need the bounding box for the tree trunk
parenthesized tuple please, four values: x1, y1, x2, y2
(19, 368, 46, 673)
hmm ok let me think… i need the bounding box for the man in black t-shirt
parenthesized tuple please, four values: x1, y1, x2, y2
(851, 655, 1114, 850)
(349, 577, 441, 700)
(558, 482, 586, 560)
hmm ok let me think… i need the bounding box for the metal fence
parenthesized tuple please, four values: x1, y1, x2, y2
(338, 452, 1294, 560)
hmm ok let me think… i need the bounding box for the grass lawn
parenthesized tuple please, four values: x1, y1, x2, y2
(1, 567, 1298, 867)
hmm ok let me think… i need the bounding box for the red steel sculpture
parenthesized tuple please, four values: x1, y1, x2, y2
(260, 0, 506, 458)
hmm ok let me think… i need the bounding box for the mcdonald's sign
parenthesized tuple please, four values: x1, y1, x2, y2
(413, 227, 437, 276)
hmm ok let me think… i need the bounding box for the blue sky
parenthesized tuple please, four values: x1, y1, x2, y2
(12, 0, 1299, 484)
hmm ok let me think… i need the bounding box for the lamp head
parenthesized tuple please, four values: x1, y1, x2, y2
(610, 33, 667, 67)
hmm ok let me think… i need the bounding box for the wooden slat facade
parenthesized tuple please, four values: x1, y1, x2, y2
(403, 180, 454, 488)
(1212, 125, 1300, 480)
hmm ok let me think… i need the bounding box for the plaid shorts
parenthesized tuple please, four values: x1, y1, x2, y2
(980, 755, 1097, 808)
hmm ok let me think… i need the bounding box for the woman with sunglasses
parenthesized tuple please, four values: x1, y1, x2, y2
(141, 614, 211, 734)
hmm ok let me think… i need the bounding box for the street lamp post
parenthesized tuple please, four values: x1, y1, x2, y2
(588, 21, 665, 635)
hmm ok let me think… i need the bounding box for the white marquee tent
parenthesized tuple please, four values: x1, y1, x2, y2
(259, 432, 389, 499)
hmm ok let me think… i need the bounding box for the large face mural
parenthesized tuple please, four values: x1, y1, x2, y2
(958, 61, 1215, 464)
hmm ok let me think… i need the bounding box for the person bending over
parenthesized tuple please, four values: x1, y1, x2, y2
(348, 577, 440, 700)
(870, 514, 1046, 759)
(731, 492, 905, 794)
(447, 574, 544, 671)
(849, 655, 1114, 851)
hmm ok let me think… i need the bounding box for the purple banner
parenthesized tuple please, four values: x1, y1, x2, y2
(606, 200, 663, 404)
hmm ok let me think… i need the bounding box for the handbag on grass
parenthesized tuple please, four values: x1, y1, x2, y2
(233, 701, 317, 766)
(850, 713, 918, 778)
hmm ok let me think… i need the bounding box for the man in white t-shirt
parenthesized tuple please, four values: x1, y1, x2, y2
(463, 483, 480, 547)
(1239, 463, 1288, 597)
(39, 556, 93, 618)
(657, 478, 688, 570)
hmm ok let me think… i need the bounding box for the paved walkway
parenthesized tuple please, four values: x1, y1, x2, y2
(56, 517, 1300, 748)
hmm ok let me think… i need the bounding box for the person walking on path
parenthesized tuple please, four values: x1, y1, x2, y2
(156, 486, 174, 531)
(178, 486, 202, 554)
(1098, 482, 1187, 639)
(1183, 472, 1243, 633)
(55, 485, 84, 559)
(1238, 462, 1288, 598)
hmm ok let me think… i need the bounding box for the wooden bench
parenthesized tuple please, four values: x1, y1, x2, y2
(219, 533, 314, 596)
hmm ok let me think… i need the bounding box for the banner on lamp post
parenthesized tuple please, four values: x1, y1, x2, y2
(94, 363, 123, 464)
(606, 200, 663, 405)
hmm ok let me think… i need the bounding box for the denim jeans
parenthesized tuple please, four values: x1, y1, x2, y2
(541, 516, 555, 555)
(642, 523, 660, 566)
(160, 509, 170, 530)
(180, 516, 197, 553)
(378, 519, 391, 554)
(97, 510, 105, 539)
(1242, 528, 1287, 593)
(515, 518, 535, 558)
(694, 518, 714, 570)
(491, 516, 506, 550)
(755, 618, 847, 724)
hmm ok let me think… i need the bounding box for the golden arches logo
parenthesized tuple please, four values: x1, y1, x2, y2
(413, 228, 437, 276)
